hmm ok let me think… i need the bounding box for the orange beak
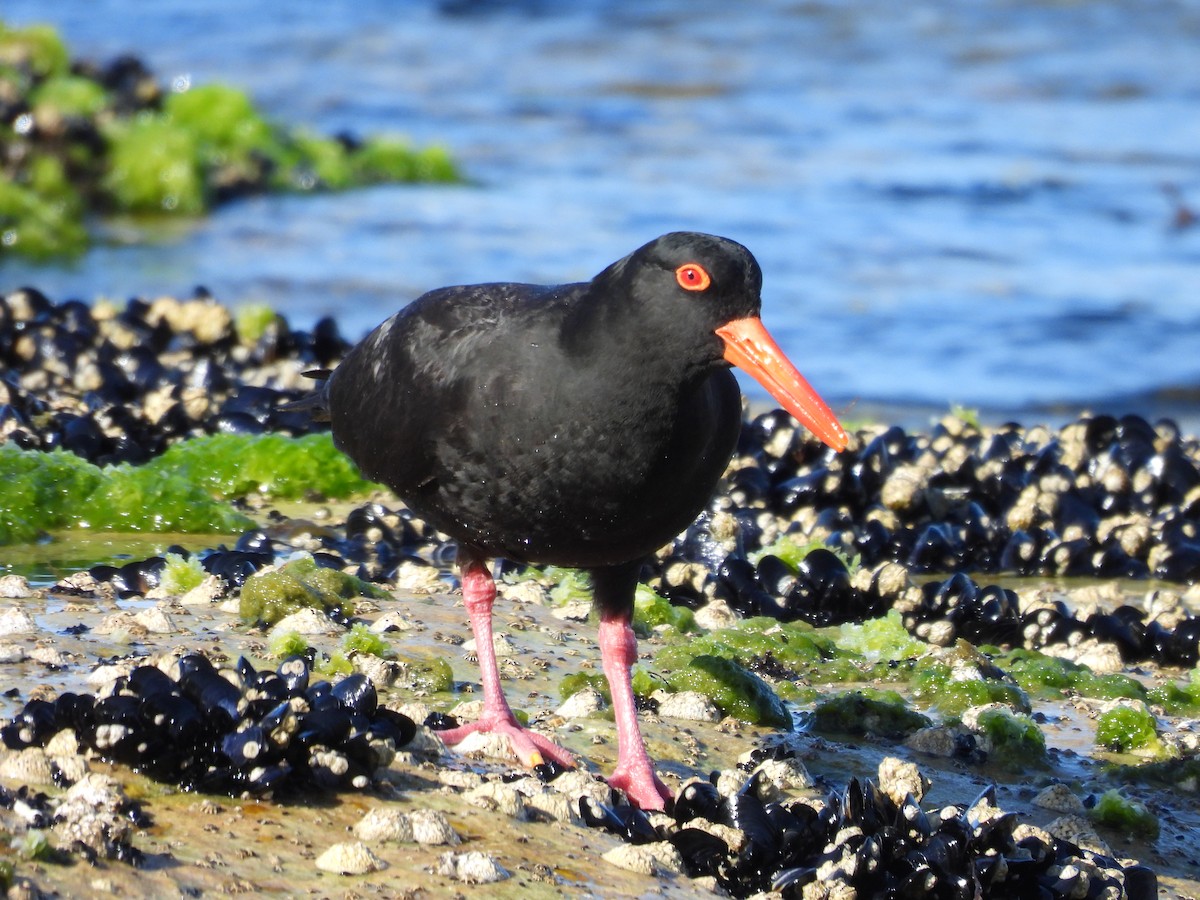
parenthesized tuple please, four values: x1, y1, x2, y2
(716, 316, 848, 452)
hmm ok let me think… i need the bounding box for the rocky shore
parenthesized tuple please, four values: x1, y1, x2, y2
(2, 287, 1199, 897)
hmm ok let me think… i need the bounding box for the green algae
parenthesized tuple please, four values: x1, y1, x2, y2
(103, 117, 205, 214)
(234, 304, 281, 344)
(974, 707, 1047, 770)
(350, 138, 458, 184)
(154, 433, 378, 500)
(396, 654, 454, 694)
(0, 433, 383, 546)
(164, 84, 283, 169)
(239, 555, 389, 625)
(1095, 705, 1167, 757)
(342, 622, 391, 658)
(1090, 789, 1160, 840)
(1105, 757, 1200, 792)
(1, 20, 462, 260)
(992, 646, 1200, 716)
(560, 671, 610, 703)
(159, 552, 207, 595)
(0, 22, 69, 79)
(809, 688, 931, 739)
(633, 583, 697, 634)
(910, 662, 1030, 717)
(268, 631, 312, 659)
(0, 155, 89, 259)
(319, 652, 354, 677)
(666, 654, 790, 727)
(834, 610, 926, 661)
(752, 534, 860, 574)
(30, 74, 108, 117)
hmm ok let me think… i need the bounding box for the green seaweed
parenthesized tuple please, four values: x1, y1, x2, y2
(974, 707, 1046, 770)
(0, 20, 461, 259)
(560, 671, 610, 703)
(239, 554, 388, 625)
(910, 663, 1030, 717)
(752, 534, 861, 574)
(0, 22, 70, 79)
(30, 74, 108, 116)
(159, 552, 207, 595)
(633, 583, 697, 634)
(809, 689, 931, 739)
(1095, 705, 1167, 757)
(666, 654, 790, 727)
(102, 117, 205, 214)
(0, 156, 89, 259)
(268, 631, 312, 659)
(351, 138, 458, 184)
(234, 304, 281, 344)
(342, 622, 391, 658)
(396, 654, 454, 693)
(164, 83, 282, 167)
(0, 433, 383, 546)
(1089, 789, 1160, 840)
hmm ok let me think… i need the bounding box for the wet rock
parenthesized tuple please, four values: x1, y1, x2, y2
(0, 574, 34, 598)
(1032, 784, 1085, 817)
(601, 841, 684, 876)
(408, 808, 460, 845)
(315, 840, 385, 874)
(434, 850, 511, 884)
(556, 686, 606, 719)
(0, 607, 38, 636)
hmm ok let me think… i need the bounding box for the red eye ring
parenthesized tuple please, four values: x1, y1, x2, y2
(675, 263, 711, 292)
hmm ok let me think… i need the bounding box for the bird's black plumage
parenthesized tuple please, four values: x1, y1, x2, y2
(323, 233, 758, 599)
(295, 232, 847, 809)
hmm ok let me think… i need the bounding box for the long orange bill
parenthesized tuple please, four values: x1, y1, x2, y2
(716, 316, 848, 452)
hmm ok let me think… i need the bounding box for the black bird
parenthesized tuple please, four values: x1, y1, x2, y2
(301, 232, 847, 809)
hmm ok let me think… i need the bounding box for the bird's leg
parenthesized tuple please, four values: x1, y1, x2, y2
(598, 610, 672, 811)
(433, 551, 575, 770)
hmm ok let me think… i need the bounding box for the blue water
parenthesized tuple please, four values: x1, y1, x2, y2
(4, 0, 1200, 420)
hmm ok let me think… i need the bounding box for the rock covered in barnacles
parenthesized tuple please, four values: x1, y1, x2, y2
(556, 686, 606, 719)
(0, 607, 37, 636)
(315, 840, 386, 874)
(0, 747, 56, 785)
(409, 808, 461, 845)
(877, 755, 928, 806)
(353, 807, 414, 842)
(601, 841, 684, 876)
(1034, 783, 1086, 815)
(654, 689, 721, 722)
(434, 850, 511, 884)
(0, 575, 34, 598)
(464, 781, 527, 819)
(52, 772, 142, 861)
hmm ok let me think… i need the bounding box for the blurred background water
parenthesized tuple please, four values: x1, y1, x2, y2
(3, 0, 1199, 425)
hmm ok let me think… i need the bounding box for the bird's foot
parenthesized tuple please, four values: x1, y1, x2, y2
(434, 709, 576, 770)
(607, 759, 672, 812)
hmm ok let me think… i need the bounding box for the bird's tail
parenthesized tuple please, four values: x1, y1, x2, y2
(278, 368, 333, 421)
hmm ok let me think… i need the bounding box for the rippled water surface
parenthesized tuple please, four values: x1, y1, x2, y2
(4, 0, 1200, 418)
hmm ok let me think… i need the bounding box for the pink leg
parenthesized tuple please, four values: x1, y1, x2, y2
(599, 611, 671, 811)
(435, 552, 575, 770)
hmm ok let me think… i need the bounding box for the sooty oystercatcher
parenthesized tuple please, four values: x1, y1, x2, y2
(298, 232, 847, 810)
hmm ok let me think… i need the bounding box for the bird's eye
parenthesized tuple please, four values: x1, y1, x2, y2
(675, 263, 711, 292)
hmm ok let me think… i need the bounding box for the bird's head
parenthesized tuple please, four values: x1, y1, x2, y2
(619, 232, 849, 452)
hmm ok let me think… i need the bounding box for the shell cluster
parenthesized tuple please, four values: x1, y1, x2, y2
(1, 287, 344, 465)
(579, 747, 1157, 900)
(7, 274, 1189, 666)
(1, 653, 415, 797)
